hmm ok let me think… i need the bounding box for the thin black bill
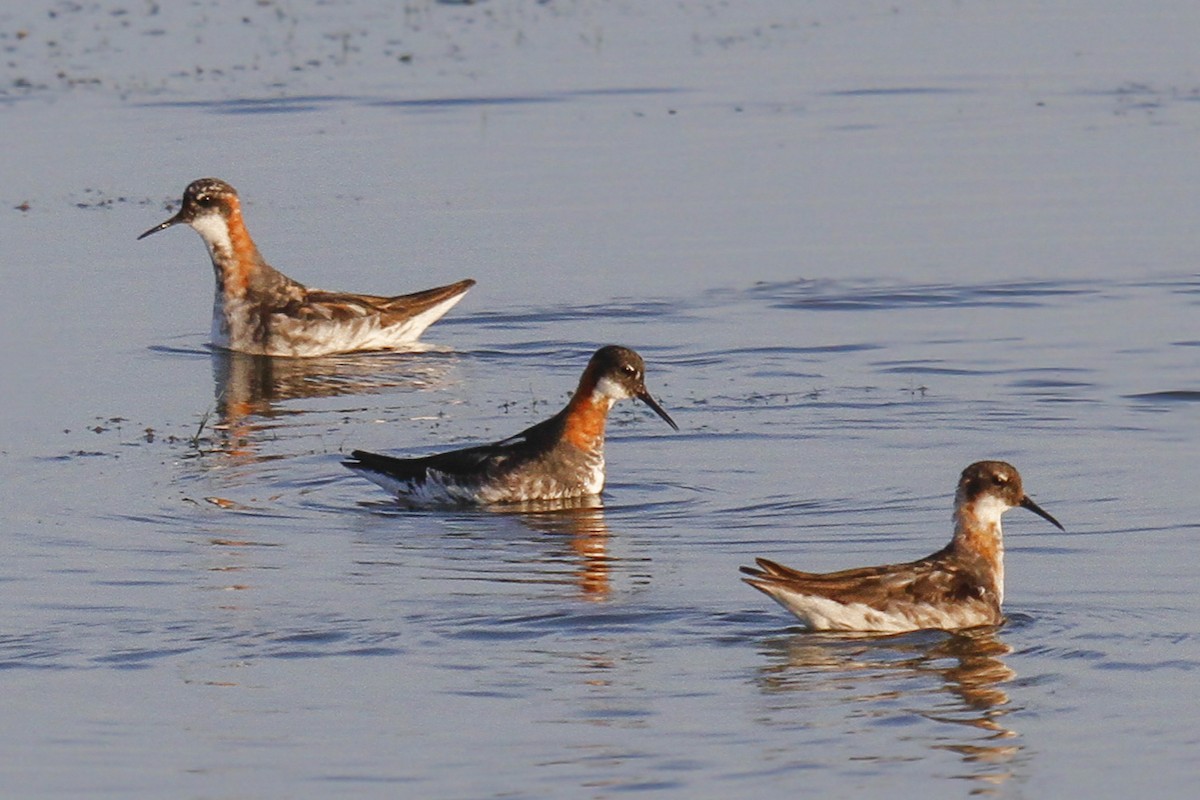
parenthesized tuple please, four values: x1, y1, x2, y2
(137, 211, 185, 240)
(1020, 495, 1064, 531)
(637, 391, 678, 431)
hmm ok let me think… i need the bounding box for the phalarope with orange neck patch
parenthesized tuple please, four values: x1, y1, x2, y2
(343, 345, 678, 506)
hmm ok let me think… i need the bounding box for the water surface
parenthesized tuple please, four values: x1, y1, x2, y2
(2, 2, 1199, 797)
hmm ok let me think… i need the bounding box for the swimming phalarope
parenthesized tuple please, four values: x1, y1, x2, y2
(139, 178, 475, 357)
(741, 461, 1064, 633)
(343, 345, 678, 506)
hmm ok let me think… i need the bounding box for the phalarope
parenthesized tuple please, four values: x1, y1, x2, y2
(139, 178, 475, 357)
(343, 345, 678, 506)
(741, 461, 1063, 633)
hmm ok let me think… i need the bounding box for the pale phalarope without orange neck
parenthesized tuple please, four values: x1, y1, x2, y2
(139, 178, 474, 357)
(742, 461, 1064, 633)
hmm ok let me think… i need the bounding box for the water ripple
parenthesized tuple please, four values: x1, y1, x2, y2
(1125, 390, 1200, 403)
(750, 277, 1098, 311)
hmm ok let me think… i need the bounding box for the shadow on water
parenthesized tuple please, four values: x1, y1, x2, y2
(1125, 390, 1200, 403)
(751, 626, 1023, 790)
(134, 87, 682, 116)
(467, 297, 694, 332)
(749, 277, 1098, 311)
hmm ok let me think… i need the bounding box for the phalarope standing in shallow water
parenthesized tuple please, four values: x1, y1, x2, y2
(741, 461, 1064, 633)
(343, 345, 678, 507)
(139, 178, 475, 357)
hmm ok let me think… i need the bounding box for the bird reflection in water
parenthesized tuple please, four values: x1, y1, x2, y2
(753, 626, 1021, 790)
(205, 348, 458, 461)
(504, 497, 615, 602)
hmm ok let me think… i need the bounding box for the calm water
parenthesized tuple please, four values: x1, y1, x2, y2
(2, 2, 1199, 797)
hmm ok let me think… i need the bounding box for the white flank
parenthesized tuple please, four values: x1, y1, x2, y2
(213, 287, 470, 357)
(758, 585, 992, 633)
(349, 459, 606, 508)
(348, 467, 419, 499)
(369, 290, 471, 350)
(579, 458, 606, 496)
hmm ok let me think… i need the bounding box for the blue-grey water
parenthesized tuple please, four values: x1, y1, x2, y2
(2, 2, 1199, 797)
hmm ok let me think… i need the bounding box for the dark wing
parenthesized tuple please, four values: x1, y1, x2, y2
(300, 279, 475, 324)
(343, 411, 565, 482)
(378, 279, 475, 318)
(344, 443, 506, 482)
(741, 550, 990, 609)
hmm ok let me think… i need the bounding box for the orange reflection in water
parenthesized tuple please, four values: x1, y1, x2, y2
(200, 348, 459, 463)
(509, 498, 613, 602)
(753, 626, 1022, 791)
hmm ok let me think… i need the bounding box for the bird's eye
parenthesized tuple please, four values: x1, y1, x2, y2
(621, 365, 637, 376)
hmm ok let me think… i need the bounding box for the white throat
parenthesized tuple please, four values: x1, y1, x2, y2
(188, 214, 234, 260)
(956, 493, 1010, 605)
(593, 376, 633, 402)
(969, 494, 1011, 529)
